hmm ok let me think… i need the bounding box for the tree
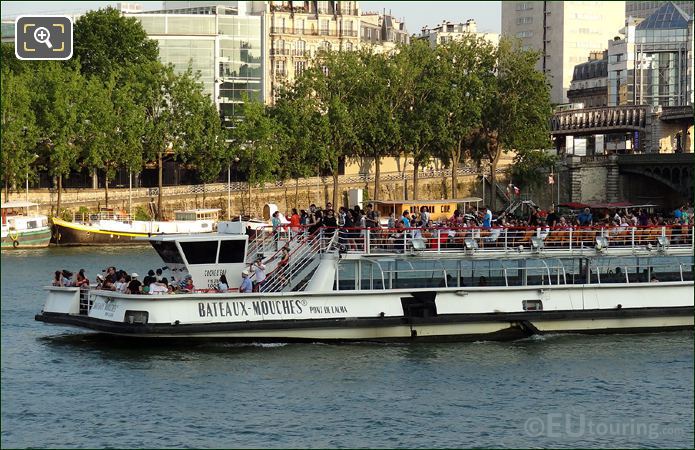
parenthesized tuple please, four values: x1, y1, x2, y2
(271, 88, 321, 208)
(141, 66, 216, 219)
(397, 39, 438, 200)
(431, 36, 496, 198)
(298, 49, 360, 207)
(31, 63, 84, 214)
(72, 7, 159, 81)
(353, 49, 406, 200)
(1, 68, 39, 201)
(228, 96, 279, 213)
(79, 77, 146, 207)
(473, 37, 553, 210)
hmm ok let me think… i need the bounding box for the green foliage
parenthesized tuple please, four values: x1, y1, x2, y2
(134, 206, 151, 221)
(1, 67, 39, 199)
(72, 7, 159, 81)
(59, 208, 73, 221)
(511, 150, 558, 188)
(228, 95, 279, 185)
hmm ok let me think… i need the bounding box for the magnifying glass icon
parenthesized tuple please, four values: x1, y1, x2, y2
(33, 27, 53, 49)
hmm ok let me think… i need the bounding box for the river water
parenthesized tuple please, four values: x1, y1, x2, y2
(1, 247, 693, 448)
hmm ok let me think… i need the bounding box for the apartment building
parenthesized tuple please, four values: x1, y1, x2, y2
(502, 1, 625, 104)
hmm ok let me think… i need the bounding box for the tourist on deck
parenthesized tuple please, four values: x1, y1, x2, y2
(75, 269, 90, 289)
(52, 271, 62, 286)
(126, 273, 142, 294)
(289, 208, 301, 234)
(577, 208, 593, 226)
(365, 204, 379, 228)
(149, 278, 169, 295)
(271, 211, 282, 247)
(252, 255, 267, 292)
(323, 209, 338, 237)
(239, 270, 253, 293)
(217, 274, 229, 293)
(482, 206, 493, 228)
(61, 270, 74, 287)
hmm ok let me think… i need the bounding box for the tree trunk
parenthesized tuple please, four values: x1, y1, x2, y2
(284, 185, 289, 213)
(104, 178, 109, 208)
(373, 156, 381, 201)
(202, 184, 206, 208)
(412, 160, 420, 200)
(4, 177, 8, 203)
(489, 158, 498, 212)
(56, 175, 62, 216)
(248, 182, 252, 217)
(294, 178, 299, 209)
(157, 151, 163, 220)
(451, 145, 460, 199)
(332, 171, 339, 208)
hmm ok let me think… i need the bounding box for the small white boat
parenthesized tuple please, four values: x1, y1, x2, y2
(1, 201, 51, 249)
(36, 222, 694, 342)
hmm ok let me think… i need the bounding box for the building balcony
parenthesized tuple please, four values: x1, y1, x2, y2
(319, 29, 337, 36)
(270, 48, 291, 56)
(271, 27, 293, 34)
(340, 30, 358, 37)
(293, 49, 309, 57)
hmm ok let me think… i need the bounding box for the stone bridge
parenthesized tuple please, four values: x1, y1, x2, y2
(550, 106, 648, 135)
(562, 153, 694, 205)
(617, 153, 694, 199)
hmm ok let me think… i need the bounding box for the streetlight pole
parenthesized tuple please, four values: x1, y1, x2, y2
(227, 163, 231, 220)
(482, 174, 486, 207)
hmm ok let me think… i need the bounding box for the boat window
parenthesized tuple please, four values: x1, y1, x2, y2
(522, 300, 543, 311)
(180, 241, 219, 265)
(151, 241, 185, 264)
(27, 220, 37, 229)
(218, 239, 246, 263)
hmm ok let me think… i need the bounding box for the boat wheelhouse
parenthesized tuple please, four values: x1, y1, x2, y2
(1, 201, 51, 249)
(36, 223, 694, 341)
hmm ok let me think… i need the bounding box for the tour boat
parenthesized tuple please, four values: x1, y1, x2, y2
(51, 208, 221, 246)
(1, 201, 51, 249)
(36, 222, 694, 342)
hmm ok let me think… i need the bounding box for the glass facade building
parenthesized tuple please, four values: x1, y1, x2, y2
(608, 1, 693, 107)
(128, 6, 264, 121)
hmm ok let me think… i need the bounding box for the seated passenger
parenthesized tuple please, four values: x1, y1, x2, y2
(218, 274, 229, 293)
(126, 273, 142, 294)
(149, 278, 169, 295)
(61, 270, 74, 287)
(52, 270, 63, 286)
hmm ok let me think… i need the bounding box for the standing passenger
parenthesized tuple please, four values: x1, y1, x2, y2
(239, 270, 253, 293)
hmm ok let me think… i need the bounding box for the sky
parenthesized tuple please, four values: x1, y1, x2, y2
(1, 1, 502, 33)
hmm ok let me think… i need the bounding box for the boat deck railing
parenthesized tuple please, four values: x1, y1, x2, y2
(249, 224, 694, 257)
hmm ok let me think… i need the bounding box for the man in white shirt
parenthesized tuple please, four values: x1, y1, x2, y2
(252, 255, 267, 292)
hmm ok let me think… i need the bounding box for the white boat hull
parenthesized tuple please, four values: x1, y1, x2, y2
(36, 282, 694, 341)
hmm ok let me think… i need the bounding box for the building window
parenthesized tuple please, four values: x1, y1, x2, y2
(516, 31, 533, 38)
(516, 16, 533, 25)
(516, 2, 533, 11)
(320, 19, 329, 35)
(294, 60, 306, 77)
(317, 1, 328, 14)
(295, 40, 306, 56)
(275, 59, 286, 77)
(344, 41, 353, 51)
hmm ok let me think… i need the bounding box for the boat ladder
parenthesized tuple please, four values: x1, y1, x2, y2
(262, 230, 337, 293)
